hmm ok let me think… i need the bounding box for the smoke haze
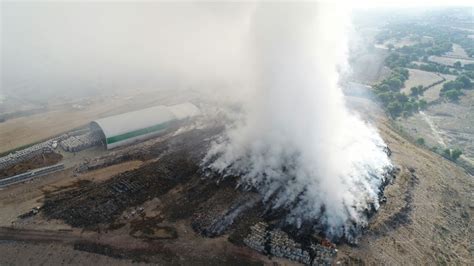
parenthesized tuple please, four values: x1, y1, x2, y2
(204, 3, 393, 242)
(2, 2, 393, 241)
(1, 2, 254, 101)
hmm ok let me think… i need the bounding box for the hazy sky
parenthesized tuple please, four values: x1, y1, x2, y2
(1, 2, 254, 100)
(354, 0, 473, 8)
(1, 1, 472, 102)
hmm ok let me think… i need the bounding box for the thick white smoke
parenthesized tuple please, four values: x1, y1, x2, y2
(204, 3, 392, 241)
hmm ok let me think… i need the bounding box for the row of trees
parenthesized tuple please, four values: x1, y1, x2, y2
(408, 62, 455, 75)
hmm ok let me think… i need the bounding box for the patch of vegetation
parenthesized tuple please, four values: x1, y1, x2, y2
(373, 68, 427, 118)
(409, 62, 455, 74)
(377, 21, 474, 85)
(375, 21, 474, 110)
(416, 137, 425, 145)
(430, 146, 463, 162)
(410, 85, 424, 96)
(377, 23, 473, 59)
(439, 74, 473, 101)
(442, 148, 463, 161)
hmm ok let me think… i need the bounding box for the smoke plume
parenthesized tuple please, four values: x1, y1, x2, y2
(3, 1, 393, 242)
(204, 3, 393, 242)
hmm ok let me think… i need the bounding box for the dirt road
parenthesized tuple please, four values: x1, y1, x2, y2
(0, 227, 80, 243)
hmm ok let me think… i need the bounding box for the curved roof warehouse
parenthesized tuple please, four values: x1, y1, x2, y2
(91, 103, 200, 149)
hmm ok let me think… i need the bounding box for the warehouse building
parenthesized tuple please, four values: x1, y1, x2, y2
(91, 103, 200, 149)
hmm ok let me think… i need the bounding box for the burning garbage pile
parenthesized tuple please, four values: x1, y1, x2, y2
(203, 2, 394, 244)
(32, 3, 397, 264)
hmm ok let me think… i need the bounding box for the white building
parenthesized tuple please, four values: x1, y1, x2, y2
(91, 103, 200, 149)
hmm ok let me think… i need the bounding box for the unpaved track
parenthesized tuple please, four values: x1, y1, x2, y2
(0, 227, 81, 243)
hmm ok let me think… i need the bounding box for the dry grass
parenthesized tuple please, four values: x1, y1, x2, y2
(401, 69, 443, 95)
(428, 55, 474, 66)
(337, 119, 473, 265)
(399, 89, 474, 159)
(445, 44, 470, 59)
(421, 73, 457, 102)
(0, 89, 195, 154)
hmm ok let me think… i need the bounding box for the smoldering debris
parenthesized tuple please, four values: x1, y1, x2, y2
(39, 125, 341, 263)
(204, 3, 394, 243)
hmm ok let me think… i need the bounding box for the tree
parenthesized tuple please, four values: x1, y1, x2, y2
(379, 84, 390, 92)
(387, 101, 402, 117)
(387, 43, 395, 51)
(396, 92, 409, 102)
(441, 80, 464, 92)
(387, 78, 403, 90)
(418, 99, 427, 109)
(417, 85, 424, 94)
(456, 75, 472, 88)
(444, 89, 461, 101)
(410, 85, 424, 96)
(454, 61, 462, 69)
(451, 149, 462, 161)
(394, 67, 409, 80)
(443, 148, 451, 158)
(416, 138, 425, 145)
(377, 92, 393, 103)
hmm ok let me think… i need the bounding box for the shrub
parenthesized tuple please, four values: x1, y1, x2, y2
(387, 101, 402, 117)
(444, 89, 462, 101)
(416, 138, 425, 145)
(418, 99, 427, 109)
(451, 149, 462, 161)
(443, 148, 452, 158)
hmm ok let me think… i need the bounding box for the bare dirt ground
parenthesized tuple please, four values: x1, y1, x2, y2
(445, 44, 470, 59)
(401, 69, 444, 95)
(337, 118, 473, 265)
(0, 97, 472, 265)
(0, 152, 63, 179)
(400, 90, 474, 160)
(422, 73, 457, 102)
(428, 55, 474, 66)
(0, 89, 198, 153)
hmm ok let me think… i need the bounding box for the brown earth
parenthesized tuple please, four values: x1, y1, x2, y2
(0, 100, 472, 265)
(335, 118, 473, 265)
(0, 152, 63, 179)
(0, 89, 198, 154)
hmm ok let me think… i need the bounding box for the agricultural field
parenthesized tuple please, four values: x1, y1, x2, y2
(367, 8, 474, 174)
(428, 55, 474, 66)
(444, 43, 470, 59)
(401, 69, 443, 95)
(421, 73, 457, 102)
